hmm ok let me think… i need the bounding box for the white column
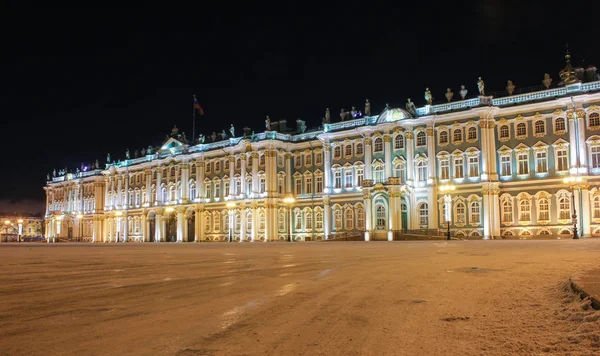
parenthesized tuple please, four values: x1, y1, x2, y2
(285, 153, 292, 194)
(176, 211, 185, 242)
(228, 156, 235, 197)
(577, 115, 587, 173)
(582, 186, 591, 238)
(364, 138, 372, 179)
(323, 197, 331, 239)
(426, 127, 436, 180)
(482, 189, 490, 239)
(155, 169, 162, 203)
(250, 205, 257, 241)
(406, 132, 414, 183)
(487, 122, 498, 181)
(195, 207, 203, 242)
(123, 214, 129, 242)
(117, 176, 123, 207)
(182, 163, 190, 201)
(197, 161, 205, 200)
(427, 188, 438, 230)
(141, 214, 147, 242)
(239, 156, 246, 198)
(568, 115, 579, 171)
(251, 152, 259, 195)
(384, 135, 392, 180)
(324, 145, 332, 189)
(491, 188, 500, 238)
(123, 175, 129, 209)
(364, 191, 372, 241)
(155, 214, 162, 242)
(145, 170, 152, 204)
(79, 183, 84, 212)
(240, 207, 247, 242)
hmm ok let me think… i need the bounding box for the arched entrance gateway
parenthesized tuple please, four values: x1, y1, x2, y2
(186, 209, 195, 242)
(165, 212, 177, 242)
(147, 211, 156, 242)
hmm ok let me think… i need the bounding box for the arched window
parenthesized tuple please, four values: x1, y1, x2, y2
(470, 201, 480, 224)
(189, 184, 196, 199)
(259, 212, 266, 231)
(246, 210, 252, 232)
(213, 213, 220, 232)
(417, 161, 427, 182)
(519, 200, 531, 222)
(455, 202, 466, 224)
(305, 211, 312, 230)
(344, 208, 354, 230)
(416, 132, 426, 146)
(453, 129, 462, 142)
(169, 186, 176, 201)
(204, 213, 211, 232)
(224, 159, 230, 171)
(236, 158, 241, 169)
(538, 198, 549, 221)
(161, 188, 167, 202)
(418, 203, 429, 227)
(589, 112, 600, 128)
(554, 117, 565, 132)
(593, 196, 600, 219)
(334, 146, 341, 158)
(345, 145, 352, 156)
(356, 143, 364, 155)
(295, 211, 302, 229)
(439, 131, 448, 144)
(375, 204, 387, 230)
(334, 209, 342, 230)
(499, 125, 509, 139)
(374, 137, 383, 152)
(558, 197, 571, 220)
(534, 120, 545, 134)
(259, 154, 265, 166)
(315, 212, 323, 230)
(516, 122, 526, 136)
(467, 127, 477, 140)
(394, 163, 406, 181)
(395, 135, 404, 149)
(356, 207, 365, 229)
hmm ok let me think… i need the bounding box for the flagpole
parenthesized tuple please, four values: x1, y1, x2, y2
(192, 95, 196, 144)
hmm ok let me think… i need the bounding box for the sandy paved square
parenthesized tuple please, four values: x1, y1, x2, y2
(1, 240, 600, 355)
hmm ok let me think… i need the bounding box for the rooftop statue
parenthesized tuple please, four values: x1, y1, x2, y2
(424, 88, 432, 105)
(229, 124, 235, 138)
(324, 108, 331, 123)
(542, 73, 553, 89)
(351, 106, 357, 118)
(95, 159, 99, 168)
(107, 153, 111, 163)
(265, 115, 271, 130)
(364, 99, 371, 116)
(340, 108, 346, 121)
(221, 129, 228, 140)
(406, 98, 417, 116)
(147, 145, 153, 154)
(125, 148, 130, 160)
(134, 149, 139, 158)
(47, 173, 50, 181)
(141, 148, 146, 156)
(459, 85, 468, 100)
(199, 133, 205, 144)
(53, 169, 56, 177)
(385, 103, 391, 111)
(211, 132, 217, 142)
(477, 77, 485, 95)
(445, 88, 454, 102)
(506, 80, 515, 95)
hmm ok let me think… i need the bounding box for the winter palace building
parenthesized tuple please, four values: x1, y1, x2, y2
(44, 55, 600, 242)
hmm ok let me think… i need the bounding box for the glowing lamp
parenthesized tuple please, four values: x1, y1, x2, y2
(226, 202, 236, 208)
(165, 207, 174, 213)
(114, 211, 123, 216)
(4, 220, 9, 225)
(76, 214, 83, 219)
(17, 219, 23, 223)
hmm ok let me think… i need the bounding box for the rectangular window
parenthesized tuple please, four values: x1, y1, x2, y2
(536, 151, 547, 173)
(518, 153, 529, 175)
(334, 171, 342, 188)
(224, 182, 230, 196)
(315, 152, 323, 165)
(500, 156, 511, 176)
(294, 156, 301, 168)
(305, 153, 312, 166)
(591, 147, 600, 168)
(440, 159, 449, 180)
(468, 157, 479, 177)
(205, 162, 211, 173)
(454, 158, 464, 179)
(214, 183, 220, 198)
(344, 170, 353, 188)
(295, 178, 302, 195)
(356, 169, 364, 187)
(306, 177, 313, 194)
(556, 149, 568, 172)
(316, 176, 323, 193)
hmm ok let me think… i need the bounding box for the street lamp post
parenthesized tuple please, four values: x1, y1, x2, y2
(563, 176, 582, 239)
(283, 197, 295, 242)
(17, 219, 23, 243)
(439, 184, 455, 241)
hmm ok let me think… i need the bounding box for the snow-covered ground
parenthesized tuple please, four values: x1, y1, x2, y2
(0, 240, 599, 355)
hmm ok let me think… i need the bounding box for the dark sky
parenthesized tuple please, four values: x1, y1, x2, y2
(2, 3, 599, 202)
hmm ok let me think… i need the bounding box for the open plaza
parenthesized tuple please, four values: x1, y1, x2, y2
(1, 240, 599, 355)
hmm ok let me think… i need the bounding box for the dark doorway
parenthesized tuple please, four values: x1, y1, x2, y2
(187, 211, 195, 242)
(166, 214, 176, 242)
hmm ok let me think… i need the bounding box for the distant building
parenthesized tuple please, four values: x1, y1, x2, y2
(0, 213, 44, 242)
(43, 52, 600, 242)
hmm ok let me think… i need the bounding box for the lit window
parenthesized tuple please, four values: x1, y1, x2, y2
(558, 197, 571, 220)
(305, 176, 313, 194)
(516, 123, 527, 137)
(535, 151, 547, 173)
(500, 155, 511, 176)
(345, 145, 352, 156)
(519, 200, 531, 221)
(468, 156, 479, 177)
(499, 125, 509, 139)
(455, 202, 466, 224)
(591, 146, 600, 168)
(534, 120, 545, 135)
(556, 149, 568, 172)
(589, 112, 600, 128)
(453, 129, 462, 142)
(355, 143, 364, 156)
(467, 127, 477, 140)
(395, 135, 405, 149)
(376, 204, 387, 229)
(439, 131, 448, 144)
(517, 153, 529, 175)
(419, 203, 429, 227)
(470, 201, 480, 224)
(440, 159, 449, 180)
(344, 170, 353, 188)
(344, 209, 354, 230)
(454, 157, 464, 179)
(538, 198, 549, 221)
(334, 146, 342, 159)
(374, 138, 383, 152)
(555, 117, 566, 132)
(373, 165, 384, 183)
(334, 209, 342, 230)
(416, 132, 426, 147)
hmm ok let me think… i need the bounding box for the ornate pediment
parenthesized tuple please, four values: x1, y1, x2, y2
(160, 137, 186, 151)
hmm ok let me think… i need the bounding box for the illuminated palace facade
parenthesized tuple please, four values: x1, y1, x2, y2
(44, 70, 600, 242)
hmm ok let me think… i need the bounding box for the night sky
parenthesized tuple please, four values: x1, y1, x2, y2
(2, 3, 599, 204)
